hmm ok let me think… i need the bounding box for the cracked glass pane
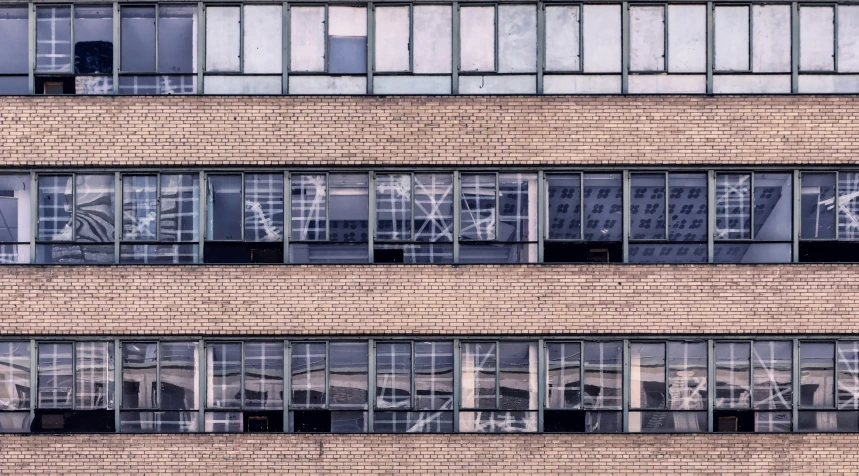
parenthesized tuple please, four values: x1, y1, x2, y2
(0, 342, 30, 411)
(667, 342, 707, 410)
(498, 174, 538, 242)
(329, 174, 369, 243)
(244, 342, 284, 409)
(376, 343, 411, 409)
(461, 343, 497, 409)
(329, 342, 368, 409)
(207, 343, 242, 409)
(461, 175, 496, 241)
(715, 342, 751, 409)
(38, 175, 73, 241)
(546, 174, 581, 240)
(207, 175, 242, 241)
(75, 175, 115, 243)
(800, 342, 835, 409)
(631, 343, 666, 410)
(75, 342, 114, 410)
(290, 174, 327, 241)
(582, 174, 623, 241)
(375, 175, 412, 241)
(38, 343, 73, 409)
(160, 342, 198, 411)
(837, 342, 859, 410)
(630, 174, 666, 240)
(546, 342, 581, 409)
(414, 342, 453, 410)
(160, 174, 199, 243)
(715, 173, 751, 240)
(414, 174, 454, 242)
(583, 342, 622, 409)
(122, 175, 157, 241)
(244, 173, 284, 242)
(290, 343, 326, 408)
(753, 341, 792, 410)
(498, 342, 537, 410)
(800, 173, 836, 240)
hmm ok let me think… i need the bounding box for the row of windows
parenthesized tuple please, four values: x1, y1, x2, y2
(2, 337, 857, 434)
(2, 2, 859, 95)
(0, 169, 857, 264)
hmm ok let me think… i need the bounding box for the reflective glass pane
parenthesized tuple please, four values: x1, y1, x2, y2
(631, 343, 666, 409)
(753, 341, 792, 410)
(244, 173, 284, 242)
(800, 173, 836, 240)
(38, 176, 73, 241)
(290, 343, 326, 408)
(374, 411, 453, 433)
(715, 342, 751, 409)
(667, 342, 707, 410)
(0, 175, 31, 244)
(74, 6, 113, 74)
(244, 342, 284, 409)
(158, 6, 197, 74)
(498, 174, 538, 242)
(120, 244, 198, 264)
(329, 342, 368, 409)
(121, 7, 156, 72)
(629, 411, 706, 433)
(837, 341, 859, 410)
(713, 242, 792, 264)
(329, 174, 369, 243)
(414, 174, 454, 242)
(0, 7, 28, 74)
(75, 175, 115, 243)
(668, 173, 708, 241)
(754, 411, 791, 432)
(330, 411, 367, 433)
(582, 174, 623, 241)
(0, 342, 30, 410)
(122, 342, 157, 409)
(160, 342, 198, 411)
(120, 411, 198, 432)
(291, 174, 326, 241)
(207, 343, 242, 409)
(458, 411, 537, 433)
(376, 343, 411, 409)
(160, 174, 200, 242)
(207, 175, 242, 241)
(546, 174, 581, 240)
(36, 7, 72, 73)
(38, 343, 73, 409)
(630, 174, 666, 240)
(122, 175, 157, 241)
(75, 341, 114, 410)
(376, 175, 412, 241)
(798, 411, 859, 432)
(414, 342, 453, 410)
(583, 342, 622, 409)
(498, 342, 537, 410)
(461, 175, 496, 241)
(35, 244, 114, 264)
(628, 243, 708, 263)
(0, 412, 31, 433)
(587, 411, 622, 433)
(546, 342, 581, 409)
(800, 342, 835, 409)
(754, 173, 792, 241)
(838, 172, 859, 240)
(288, 243, 368, 264)
(205, 411, 242, 432)
(715, 173, 751, 240)
(462, 343, 497, 409)
(458, 243, 537, 264)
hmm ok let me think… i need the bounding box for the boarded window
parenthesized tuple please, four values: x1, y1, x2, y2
(630, 6, 664, 72)
(582, 4, 621, 73)
(497, 5, 537, 73)
(413, 6, 451, 74)
(545, 6, 580, 72)
(205, 7, 240, 72)
(715, 6, 750, 72)
(752, 5, 791, 73)
(290, 7, 325, 72)
(800, 6, 835, 72)
(667, 4, 706, 73)
(460, 6, 495, 72)
(328, 6, 367, 74)
(375, 6, 410, 73)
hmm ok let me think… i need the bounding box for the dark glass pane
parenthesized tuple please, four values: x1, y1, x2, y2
(458, 243, 537, 263)
(74, 6, 113, 74)
(800, 342, 835, 409)
(631, 343, 665, 410)
(330, 411, 367, 432)
(630, 174, 666, 240)
(160, 342, 198, 411)
(713, 243, 791, 264)
(798, 411, 859, 432)
(0, 76, 29, 94)
(715, 173, 751, 240)
(582, 174, 622, 241)
(329, 342, 368, 409)
(628, 243, 708, 263)
(754, 173, 792, 241)
(328, 37, 367, 74)
(715, 342, 751, 409)
(121, 7, 156, 72)
(629, 411, 706, 433)
(158, 6, 197, 74)
(36, 244, 115, 264)
(546, 174, 581, 241)
(207, 175, 242, 241)
(800, 173, 836, 240)
(668, 173, 707, 241)
(329, 174, 368, 243)
(373, 243, 453, 264)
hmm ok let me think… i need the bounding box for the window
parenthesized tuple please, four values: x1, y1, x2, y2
(290, 6, 367, 75)
(37, 174, 115, 264)
(374, 173, 454, 264)
(205, 342, 284, 432)
(799, 171, 859, 262)
(289, 342, 368, 433)
(545, 5, 581, 73)
(714, 341, 792, 432)
(206, 173, 284, 263)
(121, 173, 200, 264)
(797, 341, 859, 432)
(120, 5, 197, 95)
(0, 175, 31, 264)
(34, 342, 114, 432)
(374, 5, 452, 75)
(800, 6, 836, 73)
(714, 4, 791, 73)
(544, 342, 622, 433)
(374, 341, 454, 432)
(628, 173, 708, 263)
(460, 4, 537, 74)
(0, 342, 31, 432)
(714, 172, 792, 263)
(289, 173, 369, 264)
(121, 341, 199, 432)
(460, 341, 537, 432)
(0, 6, 29, 94)
(460, 173, 538, 263)
(544, 173, 623, 263)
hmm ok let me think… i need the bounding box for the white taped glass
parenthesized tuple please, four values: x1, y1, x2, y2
(460, 7, 495, 72)
(38, 176, 72, 241)
(498, 174, 538, 242)
(207, 343, 241, 409)
(545, 6, 580, 72)
(122, 175, 157, 241)
(715, 6, 750, 71)
(75, 342, 113, 410)
(290, 343, 326, 408)
(375, 7, 410, 73)
(328, 342, 368, 409)
(290, 7, 325, 72)
(753, 341, 792, 410)
(715, 342, 751, 409)
(667, 342, 707, 410)
(800, 173, 836, 240)
(752, 5, 791, 73)
(667, 5, 706, 73)
(376, 343, 411, 409)
(630, 6, 664, 72)
(715, 173, 751, 240)
(375, 174, 411, 241)
(413, 6, 451, 74)
(837, 342, 859, 409)
(414, 174, 454, 242)
(205, 7, 240, 72)
(582, 4, 621, 73)
(290, 174, 326, 241)
(461, 343, 496, 409)
(244, 342, 283, 409)
(460, 174, 496, 241)
(583, 342, 622, 409)
(160, 174, 199, 242)
(838, 6, 859, 72)
(243, 173, 284, 242)
(36, 7, 72, 73)
(800, 6, 835, 72)
(498, 5, 537, 73)
(243, 5, 282, 74)
(38, 343, 73, 408)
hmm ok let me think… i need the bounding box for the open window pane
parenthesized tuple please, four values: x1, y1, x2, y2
(800, 342, 835, 409)
(376, 174, 411, 241)
(75, 342, 113, 410)
(121, 7, 156, 73)
(207, 175, 242, 241)
(800, 173, 836, 240)
(290, 343, 325, 408)
(75, 175, 115, 243)
(244, 174, 284, 242)
(715, 342, 751, 409)
(329, 342, 368, 409)
(122, 175, 157, 241)
(36, 7, 72, 73)
(376, 343, 411, 409)
(631, 343, 665, 410)
(462, 343, 496, 409)
(668, 342, 707, 410)
(461, 175, 496, 241)
(753, 341, 792, 410)
(38, 343, 73, 409)
(207, 343, 241, 409)
(329, 174, 368, 243)
(414, 342, 453, 410)
(244, 342, 284, 409)
(160, 342, 198, 411)
(630, 174, 666, 240)
(158, 6, 197, 74)
(75, 6, 113, 74)
(716, 173, 751, 240)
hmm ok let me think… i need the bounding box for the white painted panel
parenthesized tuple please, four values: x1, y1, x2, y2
(414, 5, 452, 74)
(798, 74, 859, 93)
(628, 74, 706, 94)
(375, 6, 410, 72)
(243, 5, 282, 74)
(288, 76, 367, 94)
(290, 7, 325, 72)
(545, 6, 580, 71)
(838, 6, 859, 72)
(713, 74, 791, 93)
(543, 74, 622, 94)
(329, 6, 367, 37)
(753, 5, 791, 73)
(667, 4, 706, 73)
(460, 6, 495, 72)
(204, 75, 282, 94)
(374, 75, 452, 94)
(630, 6, 664, 72)
(205, 7, 240, 72)
(459, 75, 536, 94)
(498, 5, 537, 73)
(715, 6, 750, 71)
(800, 6, 835, 72)
(583, 4, 621, 73)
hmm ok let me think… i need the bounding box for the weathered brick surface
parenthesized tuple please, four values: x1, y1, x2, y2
(0, 433, 857, 474)
(0, 264, 855, 335)
(0, 95, 857, 167)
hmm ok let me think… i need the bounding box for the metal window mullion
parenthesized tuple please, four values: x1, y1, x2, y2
(28, 4, 34, 94)
(155, 341, 161, 409)
(240, 341, 246, 410)
(707, 170, 715, 262)
(536, 1, 544, 94)
(368, 338, 375, 431)
(114, 172, 121, 264)
(707, 339, 714, 432)
(622, 170, 630, 262)
(71, 173, 77, 242)
(662, 4, 668, 74)
(283, 339, 290, 432)
(452, 2, 459, 94)
(197, 338, 205, 432)
(494, 5, 499, 73)
(707, 2, 713, 94)
(155, 4, 160, 74)
(792, 170, 800, 262)
(578, 340, 584, 410)
(29, 173, 36, 263)
(198, 2, 205, 94)
(792, 338, 799, 431)
(748, 340, 753, 411)
(113, 3, 119, 94)
(663, 342, 669, 412)
(537, 338, 545, 432)
(579, 172, 584, 240)
(622, 339, 629, 432)
(410, 173, 416, 242)
(835, 4, 840, 73)
(324, 172, 330, 242)
(621, 1, 629, 94)
(494, 173, 500, 243)
(238, 5, 244, 74)
(663, 171, 669, 240)
(114, 339, 121, 432)
(835, 171, 840, 241)
(369, 172, 375, 263)
(750, 172, 756, 240)
(494, 341, 500, 410)
(283, 3, 289, 94)
(29, 339, 36, 421)
(453, 338, 460, 431)
(240, 172, 246, 242)
(409, 4, 414, 74)
(409, 341, 416, 410)
(324, 5, 329, 74)
(748, 4, 754, 73)
(792, 2, 799, 93)
(71, 341, 76, 410)
(324, 341, 330, 409)
(70, 5, 76, 78)
(367, 2, 374, 94)
(284, 171, 290, 263)
(155, 173, 162, 242)
(537, 171, 545, 263)
(453, 171, 460, 263)
(198, 171, 205, 263)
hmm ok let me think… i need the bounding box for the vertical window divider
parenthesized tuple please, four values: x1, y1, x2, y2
(114, 172, 121, 264)
(748, 4, 754, 73)
(29, 339, 36, 424)
(537, 170, 545, 263)
(155, 341, 161, 410)
(707, 339, 714, 432)
(791, 338, 799, 431)
(323, 5, 330, 74)
(707, 170, 715, 262)
(367, 2, 375, 94)
(408, 4, 414, 74)
(197, 338, 205, 432)
(494, 340, 501, 410)
(537, 338, 545, 432)
(792, 170, 801, 262)
(71, 342, 77, 411)
(494, 172, 500, 243)
(324, 341, 330, 409)
(283, 339, 290, 433)
(494, 5, 499, 73)
(240, 341, 246, 411)
(663, 342, 669, 412)
(28, 4, 35, 94)
(114, 339, 121, 432)
(409, 341, 416, 410)
(452, 1, 459, 94)
(155, 172, 162, 242)
(324, 172, 330, 242)
(835, 4, 841, 73)
(621, 1, 629, 94)
(29, 172, 36, 264)
(835, 171, 840, 241)
(368, 338, 376, 431)
(239, 172, 246, 242)
(284, 171, 290, 263)
(706, 1, 713, 95)
(622, 339, 629, 431)
(70, 5, 76, 77)
(750, 172, 756, 240)
(662, 3, 668, 74)
(536, 1, 544, 94)
(579, 172, 585, 241)
(198, 171, 206, 263)
(453, 338, 461, 431)
(154, 4, 160, 76)
(113, 2, 119, 94)
(368, 172, 376, 263)
(791, 2, 799, 93)
(453, 171, 461, 263)
(197, 2, 205, 94)
(663, 171, 669, 240)
(622, 170, 630, 262)
(410, 173, 416, 242)
(238, 5, 244, 75)
(71, 173, 77, 242)
(578, 340, 585, 410)
(283, 3, 290, 94)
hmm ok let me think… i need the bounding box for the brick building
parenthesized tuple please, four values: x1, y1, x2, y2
(1, 0, 858, 474)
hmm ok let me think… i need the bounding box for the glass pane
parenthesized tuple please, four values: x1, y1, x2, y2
(0, 342, 30, 410)
(753, 341, 792, 410)
(800, 173, 836, 240)
(374, 411, 453, 433)
(373, 243, 453, 264)
(458, 411, 537, 433)
(715, 342, 751, 408)
(36, 7, 72, 73)
(244, 173, 284, 242)
(668, 173, 708, 241)
(75, 175, 115, 243)
(160, 342, 198, 411)
(327, 7, 367, 75)
(330, 411, 367, 433)
(207, 343, 241, 409)
(122, 175, 157, 241)
(498, 174, 538, 242)
(75, 342, 114, 410)
(375, 174, 412, 241)
(414, 342, 454, 410)
(118, 75, 196, 94)
(0, 412, 31, 433)
(376, 343, 411, 409)
(122, 342, 157, 409)
(713, 242, 792, 264)
(546, 342, 581, 409)
(120, 411, 198, 433)
(290, 343, 326, 408)
(158, 6, 197, 74)
(628, 243, 708, 263)
(546, 174, 581, 241)
(329, 342, 368, 409)
(38, 176, 73, 241)
(798, 411, 859, 432)
(838, 172, 859, 240)
(800, 342, 835, 409)
(160, 174, 200, 242)
(583, 342, 622, 409)
(288, 243, 368, 264)
(205, 411, 242, 432)
(329, 174, 369, 243)
(0, 7, 28, 74)
(754, 411, 791, 432)
(207, 175, 242, 241)
(461, 174, 497, 241)
(498, 342, 537, 410)
(715, 173, 751, 240)
(38, 343, 73, 409)
(291, 174, 327, 241)
(458, 243, 538, 264)
(631, 343, 666, 410)
(630, 174, 666, 240)
(244, 342, 283, 409)
(414, 174, 454, 242)
(629, 411, 706, 433)
(121, 7, 156, 72)
(667, 342, 707, 410)
(462, 343, 497, 409)
(35, 244, 114, 264)
(837, 341, 859, 410)
(587, 411, 622, 433)
(120, 244, 198, 264)
(74, 6, 113, 74)
(582, 174, 623, 241)
(0, 175, 31, 243)
(0, 244, 29, 264)
(754, 173, 792, 241)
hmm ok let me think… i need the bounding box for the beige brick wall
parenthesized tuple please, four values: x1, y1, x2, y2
(0, 95, 857, 167)
(0, 264, 854, 335)
(0, 433, 856, 474)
